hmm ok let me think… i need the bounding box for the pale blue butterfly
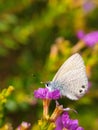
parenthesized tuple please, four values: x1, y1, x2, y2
(45, 53, 88, 100)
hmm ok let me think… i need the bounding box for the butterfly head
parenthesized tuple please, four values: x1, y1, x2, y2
(45, 81, 54, 91)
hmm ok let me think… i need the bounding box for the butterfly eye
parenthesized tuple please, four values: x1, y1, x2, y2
(46, 82, 50, 87)
(79, 90, 82, 93)
(82, 85, 85, 88)
(46, 83, 48, 87)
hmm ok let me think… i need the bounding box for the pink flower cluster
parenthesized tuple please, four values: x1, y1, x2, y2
(34, 88, 61, 100)
(55, 112, 84, 130)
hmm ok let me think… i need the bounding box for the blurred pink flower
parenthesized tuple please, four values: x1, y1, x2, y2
(88, 81, 92, 90)
(77, 31, 98, 47)
(83, 0, 95, 13)
(17, 121, 30, 130)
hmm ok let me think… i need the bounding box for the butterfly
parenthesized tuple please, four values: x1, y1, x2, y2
(45, 53, 88, 100)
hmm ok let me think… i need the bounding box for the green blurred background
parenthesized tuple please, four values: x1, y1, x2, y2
(0, 0, 98, 129)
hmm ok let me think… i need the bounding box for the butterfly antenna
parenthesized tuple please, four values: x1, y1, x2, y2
(40, 81, 49, 84)
(40, 81, 45, 84)
(32, 74, 35, 77)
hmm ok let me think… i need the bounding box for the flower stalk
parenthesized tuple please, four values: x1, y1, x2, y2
(34, 87, 84, 130)
(38, 119, 50, 130)
(43, 99, 51, 119)
(50, 104, 63, 122)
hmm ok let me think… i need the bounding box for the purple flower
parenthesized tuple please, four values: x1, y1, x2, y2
(55, 116, 63, 130)
(34, 88, 48, 99)
(55, 112, 84, 130)
(17, 121, 31, 130)
(77, 31, 98, 47)
(77, 31, 85, 39)
(88, 81, 92, 89)
(34, 88, 61, 100)
(76, 127, 84, 130)
(83, 1, 95, 13)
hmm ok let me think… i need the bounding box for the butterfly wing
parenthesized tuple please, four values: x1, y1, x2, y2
(53, 53, 85, 81)
(58, 68, 88, 100)
(52, 53, 88, 100)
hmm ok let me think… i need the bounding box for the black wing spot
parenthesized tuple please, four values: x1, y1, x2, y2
(82, 85, 85, 88)
(79, 90, 82, 93)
